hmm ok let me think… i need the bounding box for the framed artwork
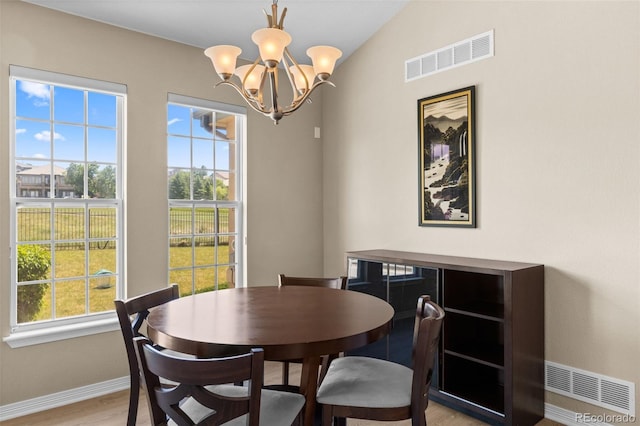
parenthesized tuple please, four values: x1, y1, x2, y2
(418, 86, 475, 227)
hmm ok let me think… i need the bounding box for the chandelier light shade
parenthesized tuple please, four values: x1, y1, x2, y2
(204, 45, 242, 79)
(289, 64, 315, 94)
(251, 28, 292, 66)
(306, 46, 343, 78)
(204, 0, 342, 124)
(234, 64, 265, 95)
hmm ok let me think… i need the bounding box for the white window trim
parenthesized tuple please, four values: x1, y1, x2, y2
(7, 66, 126, 344)
(3, 315, 120, 348)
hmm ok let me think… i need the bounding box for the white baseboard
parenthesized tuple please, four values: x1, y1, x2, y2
(0, 381, 617, 426)
(0, 376, 129, 421)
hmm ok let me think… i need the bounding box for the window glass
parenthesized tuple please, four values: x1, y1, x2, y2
(53, 124, 85, 162)
(16, 80, 51, 120)
(167, 100, 243, 296)
(15, 120, 51, 159)
(167, 103, 191, 136)
(54, 86, 84, 124)
(168, 136, 191, 169)
(88, 92, 117, 127)
(88, 127, 117, 163)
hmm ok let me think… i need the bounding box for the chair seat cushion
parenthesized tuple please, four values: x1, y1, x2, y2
(316, 356, 413, 408)
(170, 384, 305, 426)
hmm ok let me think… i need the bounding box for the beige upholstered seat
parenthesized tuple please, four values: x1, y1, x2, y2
(316, 295, 444, 426)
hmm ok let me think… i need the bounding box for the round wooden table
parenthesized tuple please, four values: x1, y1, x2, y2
(146, 285, 394, 426)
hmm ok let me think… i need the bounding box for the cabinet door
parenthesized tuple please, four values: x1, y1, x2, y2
(346, 258, 438, 367)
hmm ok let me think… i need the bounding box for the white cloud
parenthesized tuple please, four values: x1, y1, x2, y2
(19, 81, 50, 102)
(167, 118, 182, 126)
(34, 130, 65, 141)
(16, 128, 26, 135)
(33, 153, 46, 159)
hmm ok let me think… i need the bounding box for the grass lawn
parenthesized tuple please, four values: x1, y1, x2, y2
(32, 245, 231, 321)
(19, 207, 234, 323)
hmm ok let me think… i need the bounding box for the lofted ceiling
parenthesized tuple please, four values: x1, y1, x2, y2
(22, 0, 409, 67)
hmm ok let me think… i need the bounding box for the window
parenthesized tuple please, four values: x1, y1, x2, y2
(167, 94, 245, 295)
(9, 66, 125, 333)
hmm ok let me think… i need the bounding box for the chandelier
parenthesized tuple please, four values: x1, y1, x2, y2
(204, 0, 342, 124)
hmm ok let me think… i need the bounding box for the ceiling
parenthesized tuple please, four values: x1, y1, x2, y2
(23, 0, 409, 66)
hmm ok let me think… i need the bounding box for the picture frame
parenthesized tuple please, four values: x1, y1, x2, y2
(418, 86, 475, 227)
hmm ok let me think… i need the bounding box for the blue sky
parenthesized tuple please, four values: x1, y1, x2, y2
(15, 80, 117, 165)
(167, 104, 233, 171)
(16, 79, 234, 172)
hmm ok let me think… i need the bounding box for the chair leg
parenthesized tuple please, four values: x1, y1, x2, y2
(411, 410, 427, 426)
(282, 361, 290, 386)
(321, 404, 332, 426)
(126, 375, 139, 426)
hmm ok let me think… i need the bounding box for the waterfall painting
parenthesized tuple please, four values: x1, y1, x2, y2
(418, 86, 475, 227)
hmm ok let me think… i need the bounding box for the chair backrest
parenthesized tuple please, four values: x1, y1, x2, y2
(410, 295, 445, 412)
(278, 273, 347, 290)
(134, 336, 265, 426)
(114, 284, 180, 389)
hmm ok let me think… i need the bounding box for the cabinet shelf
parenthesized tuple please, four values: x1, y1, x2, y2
(443, 310, 504, 366)
(346, 249, 544, 426)
(444, 349, 504, 370)
(445, 307, 504, 322)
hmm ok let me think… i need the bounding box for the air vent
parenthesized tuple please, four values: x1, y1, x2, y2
(454, 42, 471, 64)
(421, 54, 436, 74)
(405, 30, 494, 82)
(472, 33, 492, 58)
(545, 361, 635, 416)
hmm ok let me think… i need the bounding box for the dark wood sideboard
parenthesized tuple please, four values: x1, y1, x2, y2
(344, 249, 545, 426)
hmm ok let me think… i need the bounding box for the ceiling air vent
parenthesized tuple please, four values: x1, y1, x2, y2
(405, 30, 494, 82)
(545, 361, 635, 416)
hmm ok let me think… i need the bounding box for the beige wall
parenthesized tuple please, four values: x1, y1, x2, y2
(322, 0, 640, 419)
(0, 1, 324, 404)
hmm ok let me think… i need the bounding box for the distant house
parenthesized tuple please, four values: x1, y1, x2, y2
(214, 171, 229, 187)
(16, 163, 75, 198)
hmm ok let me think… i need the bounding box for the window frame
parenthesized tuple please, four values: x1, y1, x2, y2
(167, 93, 246, 293)
(6, 66, 126, 344)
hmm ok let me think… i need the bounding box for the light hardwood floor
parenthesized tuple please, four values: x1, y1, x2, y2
(2, 361, 563, 426)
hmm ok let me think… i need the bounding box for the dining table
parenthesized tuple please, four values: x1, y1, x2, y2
(146, 285, 394, 426)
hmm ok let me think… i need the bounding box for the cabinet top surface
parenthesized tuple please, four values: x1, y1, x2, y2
(345, 249, 543, 272)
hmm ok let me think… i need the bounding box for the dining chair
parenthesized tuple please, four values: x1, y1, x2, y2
(114, 284, 181, 426)
(134, 336, 306, 426)
(316, 295, 445, 426)
(276, 273, 348, 390)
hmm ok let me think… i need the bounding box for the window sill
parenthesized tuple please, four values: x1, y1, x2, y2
(3, 316, 120, 348)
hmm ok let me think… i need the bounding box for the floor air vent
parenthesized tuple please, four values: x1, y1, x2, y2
(405, 30, 494, 82)
(545, 361, 635, 416)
